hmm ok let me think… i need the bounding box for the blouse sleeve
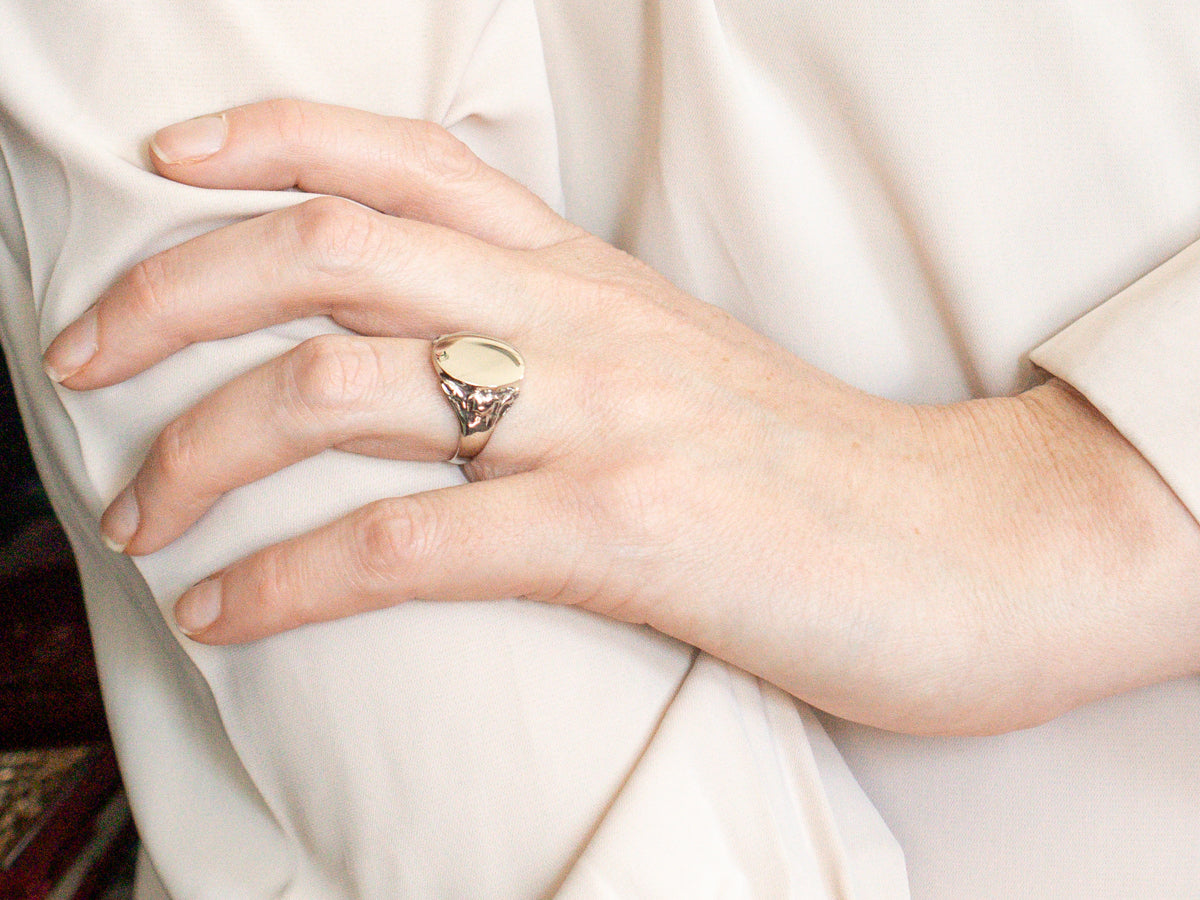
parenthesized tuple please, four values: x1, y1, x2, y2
(1030, 238, 1200, 519)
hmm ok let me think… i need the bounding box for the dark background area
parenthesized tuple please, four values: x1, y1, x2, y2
(0, 355, 136, 899)
(0, 356, 107, 752)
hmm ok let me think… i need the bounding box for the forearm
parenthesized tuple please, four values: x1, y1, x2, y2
(910, 378, 1200, 731)
(658, 377, 1200, 736)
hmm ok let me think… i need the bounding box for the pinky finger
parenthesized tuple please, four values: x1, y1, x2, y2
(173, 472, 588, 643)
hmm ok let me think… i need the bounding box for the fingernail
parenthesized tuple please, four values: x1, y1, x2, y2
(151, 114, 227, 164)
(101, 484, 139, 553)
(176, 577, 222, 635)
(44, 306, 98, 384)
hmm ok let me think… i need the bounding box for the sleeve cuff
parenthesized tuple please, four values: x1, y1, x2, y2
(1029, 238, 1200, 520)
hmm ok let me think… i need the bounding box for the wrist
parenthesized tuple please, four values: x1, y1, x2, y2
(961, 378, 1200, 726)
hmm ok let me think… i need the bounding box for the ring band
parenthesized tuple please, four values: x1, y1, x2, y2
(431, 333, 525, 464)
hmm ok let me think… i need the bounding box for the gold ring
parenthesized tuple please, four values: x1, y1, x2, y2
(431, 333, 524, 464)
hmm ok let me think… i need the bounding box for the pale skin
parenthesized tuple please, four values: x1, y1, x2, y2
(44, 100, 1200, 736)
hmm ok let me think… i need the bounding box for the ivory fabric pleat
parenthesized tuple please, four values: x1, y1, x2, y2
(1, 1, 1198, 897)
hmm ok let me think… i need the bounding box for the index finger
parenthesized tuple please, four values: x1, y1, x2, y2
(149, 99, 580, 250)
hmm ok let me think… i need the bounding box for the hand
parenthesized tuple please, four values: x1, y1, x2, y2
(46, 100, 1200, 735)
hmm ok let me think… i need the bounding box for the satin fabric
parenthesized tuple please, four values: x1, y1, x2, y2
(0, 1, 1197, 896)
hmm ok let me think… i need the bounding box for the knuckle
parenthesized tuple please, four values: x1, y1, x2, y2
(282, 334, 382, 419)
(153, 415, 204, 485)
(125, 254, 177, 323)
(349, 498, 436, 585)
(404, 120, 486, 186)
(242, 549, 307, 627)
(263, 98, 341, 166)
(292, 195, 386, 276)
(261, 97, 311, 150)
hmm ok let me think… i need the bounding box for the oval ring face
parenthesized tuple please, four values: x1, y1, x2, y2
(432, 333, 525, 388)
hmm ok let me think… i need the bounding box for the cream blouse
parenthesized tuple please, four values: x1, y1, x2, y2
(0, 1, 1197, 896)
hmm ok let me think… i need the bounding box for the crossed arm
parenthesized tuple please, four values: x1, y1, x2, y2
(45, 100, 1200, 736)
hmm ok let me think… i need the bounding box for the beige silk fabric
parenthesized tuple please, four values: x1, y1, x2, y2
(1, 1, 1198, 897)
